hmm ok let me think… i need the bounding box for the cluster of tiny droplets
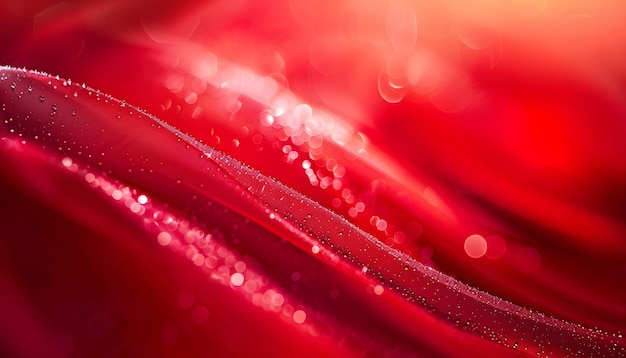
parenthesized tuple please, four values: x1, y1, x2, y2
(63, 157, 314, 328)
(156, 55, 435, 265)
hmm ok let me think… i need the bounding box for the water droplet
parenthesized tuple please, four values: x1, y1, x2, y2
(27, 86, 32, 93)
(39, 95, 45, 103)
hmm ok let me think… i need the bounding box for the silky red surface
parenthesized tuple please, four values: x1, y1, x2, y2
(1, 1, 626, 357)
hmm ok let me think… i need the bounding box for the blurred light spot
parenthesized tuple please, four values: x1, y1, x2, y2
(129, 202, 142, 214)
(157, 232, 172, 246)
(271, 293, 285, 307)
(378, 70, 405, 103)
(138, 194, 148, 204)
(429, 75, 473, 113)
(292, 105, 312, 128)
(312, 245, 320, 254)
(163, 73, 184, 93)
(252, 133, 263, 145)
(260, 110, 274, 127)
(282, 304, 294, 317)
(406, 52, 440, 94)
(465, 234, 487, 258)
(234, 261, 246, 273)
(226, 98, 242, 113)
(205, 255, 217, 269)
(355, 202, 365, 212)
(191, 78, 207, 94)
(374, 285, 384, 295)
(84, 173, 96, 183)
(184, 92, 197, 105)
(191, 106, 203, 119)
(394, 231, 406, 244)
(292, 310, 306, 324)
(61, 157, 72, 167)
(231, 272, 244, 287)
(111, 190, 123, 201)
(191, 53, 218, 78)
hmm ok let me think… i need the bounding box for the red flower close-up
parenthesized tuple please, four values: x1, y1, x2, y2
(1, 0, 626, 357)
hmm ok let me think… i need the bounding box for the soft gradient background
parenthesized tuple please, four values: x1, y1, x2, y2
(1, 0, 626, 357)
